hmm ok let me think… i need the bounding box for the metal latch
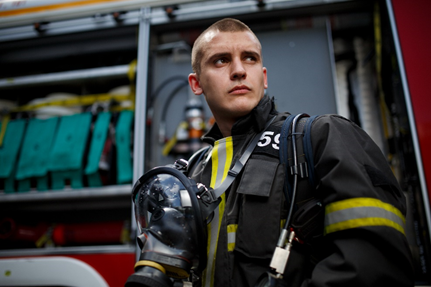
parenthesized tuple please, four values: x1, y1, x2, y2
(269, 229, 296, 276)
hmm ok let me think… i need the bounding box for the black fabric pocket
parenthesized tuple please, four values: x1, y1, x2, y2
(237, 158, 279, 197)
(235, 158, 284, 259)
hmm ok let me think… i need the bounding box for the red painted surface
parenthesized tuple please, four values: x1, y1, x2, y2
(66, 253, 136, 287)
(391, 0, 431, 201)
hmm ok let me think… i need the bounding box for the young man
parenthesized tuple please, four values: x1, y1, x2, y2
(187, 18, 414, 287)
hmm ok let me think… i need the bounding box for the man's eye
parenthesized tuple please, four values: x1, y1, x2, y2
(215, 58, 227, 65)
(245, 56, 256, 62)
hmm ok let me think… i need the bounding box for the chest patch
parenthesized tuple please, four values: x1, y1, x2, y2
(253, 124, 281, 158)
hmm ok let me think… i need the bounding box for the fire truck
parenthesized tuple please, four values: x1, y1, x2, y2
(0, 0, 430, 286)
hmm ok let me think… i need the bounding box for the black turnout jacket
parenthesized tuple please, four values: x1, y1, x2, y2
(189, 95, 414, 287)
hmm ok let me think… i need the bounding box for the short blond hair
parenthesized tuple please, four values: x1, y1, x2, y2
(191, 18, 261, 75)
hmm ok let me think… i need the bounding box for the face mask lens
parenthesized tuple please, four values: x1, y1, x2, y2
(134, 173, 189, 235)
(128, 166, 210, 286)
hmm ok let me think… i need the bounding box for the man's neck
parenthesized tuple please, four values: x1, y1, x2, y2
(216, 117, 237, 138)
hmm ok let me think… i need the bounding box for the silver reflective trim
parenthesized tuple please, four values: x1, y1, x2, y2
(227, 231, 236, 245)
(325, 206, 405, 228)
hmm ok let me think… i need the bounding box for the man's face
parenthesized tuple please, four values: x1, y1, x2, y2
(189, 30, 268, 123)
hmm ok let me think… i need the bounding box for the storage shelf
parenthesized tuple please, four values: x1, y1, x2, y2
(0, 244, 135, 257)
(0, 184, 132, 203)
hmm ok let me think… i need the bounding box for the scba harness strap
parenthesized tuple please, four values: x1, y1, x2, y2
(279, 113, 319, 204)
(279, 113, 325, 245)
(186, 113, 323, 242)
(187, 113, 320, 205)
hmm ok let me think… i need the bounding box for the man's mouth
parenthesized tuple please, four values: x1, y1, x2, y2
(229, 85, 250, 94)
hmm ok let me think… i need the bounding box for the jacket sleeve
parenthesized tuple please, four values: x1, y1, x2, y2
(302, 114, 414, 287)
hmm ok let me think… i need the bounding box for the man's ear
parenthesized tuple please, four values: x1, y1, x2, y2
(188, 73, 203, 95)
(263, 67, 268, 89)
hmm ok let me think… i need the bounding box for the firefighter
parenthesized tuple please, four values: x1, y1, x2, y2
(186, 18, 414, 287)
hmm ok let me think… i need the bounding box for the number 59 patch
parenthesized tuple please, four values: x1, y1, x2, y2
(254, 125, 282, 158)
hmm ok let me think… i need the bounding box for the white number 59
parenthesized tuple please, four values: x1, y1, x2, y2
(258, 131, 280, 150)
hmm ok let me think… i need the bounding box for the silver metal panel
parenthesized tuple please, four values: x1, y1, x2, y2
(257, 22, 337, 115)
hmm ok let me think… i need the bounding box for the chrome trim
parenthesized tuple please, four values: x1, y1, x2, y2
(0, 185, 132, 202)
(0, 245, 135, 257)
(0, 65, 131, 89)
(132, 6, 151, 261)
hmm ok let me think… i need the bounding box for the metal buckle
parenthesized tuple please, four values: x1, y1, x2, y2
(174, 159, 188, 170)
(196, 183, 217, 205)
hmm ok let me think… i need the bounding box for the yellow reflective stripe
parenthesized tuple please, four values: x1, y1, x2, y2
(326, 217, 405, 235)
(227, 224, 238, 252)
(326, 197, 405, 222)
(203, 137, 232, 287)
(325, 197, 406, 235)
(280, 219, 286, 230)
(209, 140, 219, 188)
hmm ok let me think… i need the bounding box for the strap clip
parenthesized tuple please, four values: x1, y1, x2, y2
(174, 158, 188, 170)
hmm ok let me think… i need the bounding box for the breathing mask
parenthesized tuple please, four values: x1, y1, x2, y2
(126, 117, 277, 287)
(125, 159, 220, 287)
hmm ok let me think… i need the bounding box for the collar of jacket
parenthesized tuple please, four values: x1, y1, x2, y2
(202, 95, 277, 144)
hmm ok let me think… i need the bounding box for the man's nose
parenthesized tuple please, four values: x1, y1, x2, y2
(230, 59, 246, 80)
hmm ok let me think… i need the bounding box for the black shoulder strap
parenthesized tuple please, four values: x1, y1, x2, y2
(279, 113, 319, 205)
(303, 115, 319, 187)
(212, 116, 276, 199)
(186, 115, 277, 200)
(279, 114, 296, 204)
